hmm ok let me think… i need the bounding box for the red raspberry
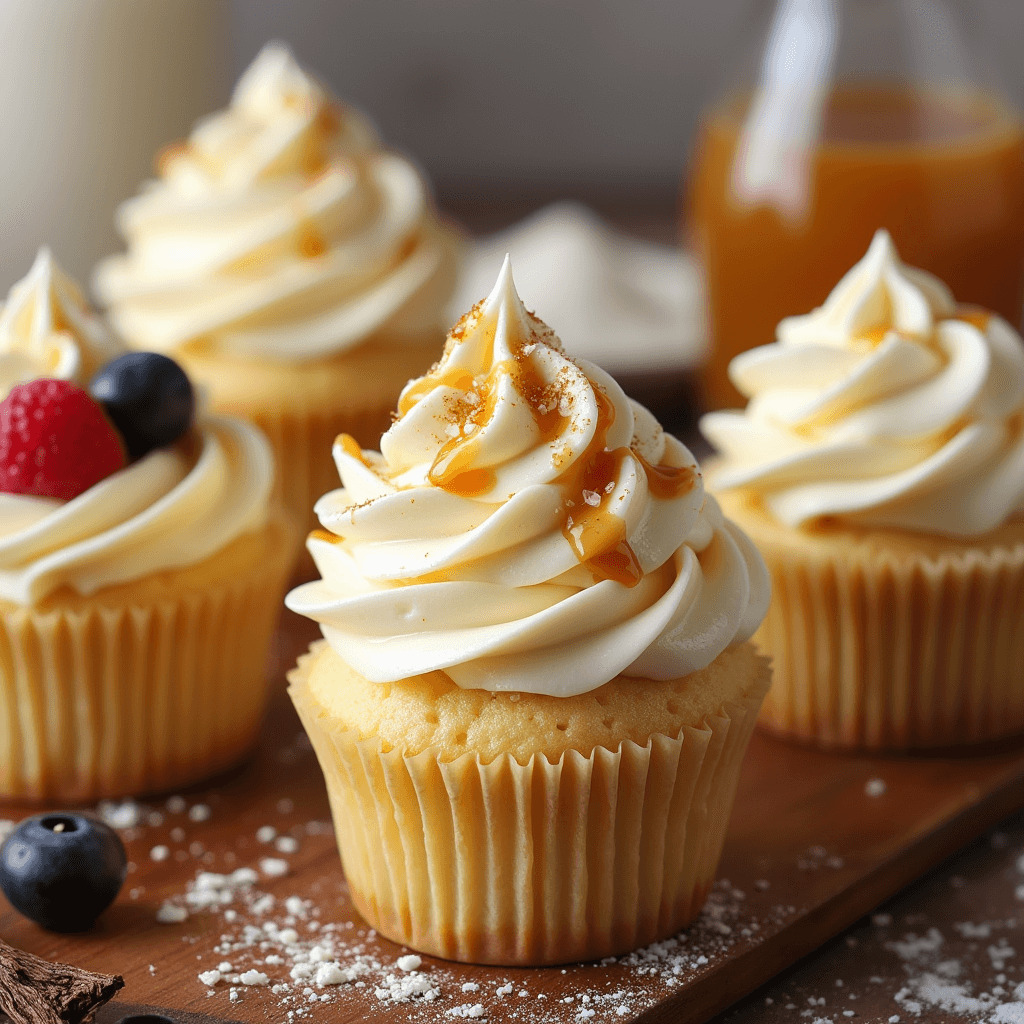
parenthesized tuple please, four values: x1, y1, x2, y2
(0, 379, 127, 501)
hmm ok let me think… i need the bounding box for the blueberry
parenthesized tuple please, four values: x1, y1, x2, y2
(0, 812, 127, 931)
(89, 352, 195, 460)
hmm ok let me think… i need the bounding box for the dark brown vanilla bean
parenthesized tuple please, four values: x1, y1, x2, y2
(0, 939, 123, 1024)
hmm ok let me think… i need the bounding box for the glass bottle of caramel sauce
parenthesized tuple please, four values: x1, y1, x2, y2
(688, 3, 1024, 409)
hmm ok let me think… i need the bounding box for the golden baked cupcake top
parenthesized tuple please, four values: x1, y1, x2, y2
(702, 230, 1024, 537)
(287, 257, 769, 695)
(0, 254, 274, 605)
(93, 42, 459, 362)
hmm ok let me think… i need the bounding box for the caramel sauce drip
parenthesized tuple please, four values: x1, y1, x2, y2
(426, 334, 570, 499)
(315, 102, 341, 136)
(401, 311, 695, 588)
(560, 389, 698, 588)
(299, 101, 341, 178)
(634, 450, 698, 501)
(309, 527, 342, 545)
(862, 325, 891, 346)
(562, 440, 642, 588)
(336, 433, 371, 467)
(297, 221, 328, 259)
(398, 368, 475, 417)
(952, 305, 993, 332)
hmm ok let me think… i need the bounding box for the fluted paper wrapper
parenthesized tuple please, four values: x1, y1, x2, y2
(0, 524, 293, 802)
(753, 527, 1024, 750)
(290, 645, 765, 965)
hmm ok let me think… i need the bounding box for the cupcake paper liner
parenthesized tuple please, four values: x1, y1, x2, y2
(0, 517, 294, 802)
(290, 642, 766, 965)
(752, 523, 1024, 750)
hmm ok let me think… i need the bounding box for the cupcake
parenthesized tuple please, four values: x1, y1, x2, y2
(702, 230, 1024, 750)
(0, 250, 295, 801)
(286, 258, 770, 965)
(93, 43, 460, 534)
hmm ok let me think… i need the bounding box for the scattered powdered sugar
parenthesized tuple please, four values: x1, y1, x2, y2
(722, 808, 1024, 1023)
(97, 798, 143, 831)
(151, 858, 781, 1022)
(156, 901, 188, 924)
(260, 857, 290, 878)
(84, 720, 1024, 1022)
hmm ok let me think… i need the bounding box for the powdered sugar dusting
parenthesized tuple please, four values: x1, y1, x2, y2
(167, 870, 786, 1021)
(721, 808, 1024, 1023)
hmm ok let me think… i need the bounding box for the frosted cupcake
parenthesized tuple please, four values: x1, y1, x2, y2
(0, 251, 294, 800)
(286, 258, 770, 965)
(93, 43, 460, 533)
(702, 230, 1024, 750)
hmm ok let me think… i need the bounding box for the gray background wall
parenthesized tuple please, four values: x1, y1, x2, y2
(230, 0, 1024, 205)
(0, 0, 1020, 288)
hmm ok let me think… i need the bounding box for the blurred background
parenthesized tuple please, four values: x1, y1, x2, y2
(0, 0, 1019, 284)
(1, 0, 1023, 429)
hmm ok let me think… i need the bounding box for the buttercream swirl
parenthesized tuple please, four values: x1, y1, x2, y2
(286, 258, 769, 696)
(0, 255, 274, 605)
(0, 416, 273, 605)
(701, 230, 1024, 536)
(0, 249, 121, 395)
(93, 42, 459, 362)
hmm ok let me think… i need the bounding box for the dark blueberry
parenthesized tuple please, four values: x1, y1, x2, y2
(89, 352, 195, 460)
(0, 812, 127, 931)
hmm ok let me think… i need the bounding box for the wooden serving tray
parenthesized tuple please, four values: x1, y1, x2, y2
(3, 611, 1024, 1024)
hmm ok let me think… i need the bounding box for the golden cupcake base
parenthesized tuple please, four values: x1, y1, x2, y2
(289, 640, 769, 965)
(0, 512, 297, 802)
(718, 490, 1024, 751)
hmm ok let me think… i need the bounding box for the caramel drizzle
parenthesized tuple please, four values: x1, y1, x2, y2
(299, 101, 342, 179)
(557, 388, 696, 588)
(862, 325, 891, 347)
(309, 527, 342, 545)
(950, 304, 992, 332)
(336, 433, 371, 465)
(860, 302, 994, 348)
(297, 221, 328, 259)
(418, 328, 695, 585)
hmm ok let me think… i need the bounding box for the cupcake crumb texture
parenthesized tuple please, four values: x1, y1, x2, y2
(302, 641, 768, 764)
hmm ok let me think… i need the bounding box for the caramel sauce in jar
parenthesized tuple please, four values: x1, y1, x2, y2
(690, 86, 1024, 409)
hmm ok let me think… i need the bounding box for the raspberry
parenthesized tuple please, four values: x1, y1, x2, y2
(0, 379, 127, 501)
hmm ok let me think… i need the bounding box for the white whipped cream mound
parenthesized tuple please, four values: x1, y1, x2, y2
(0, 416, 273, 605)
(287, 257, 769, 696)
(93, 42, 458, 362)
(702, 230, 1024, 537)
(0, 249, 122, 397)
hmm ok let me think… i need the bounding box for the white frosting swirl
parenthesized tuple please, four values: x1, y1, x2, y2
(287, 258, 769, 696)
(0, 249, 121, 396)
(0, 416, 273, 605)
(702, 230, 1024, 537)
(93, 42, 459, 362)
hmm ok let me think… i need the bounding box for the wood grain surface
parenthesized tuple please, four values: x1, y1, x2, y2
(1, 610, 1023, 1024)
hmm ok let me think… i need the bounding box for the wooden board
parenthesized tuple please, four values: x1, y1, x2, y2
(3, 610, 1024, 1024)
